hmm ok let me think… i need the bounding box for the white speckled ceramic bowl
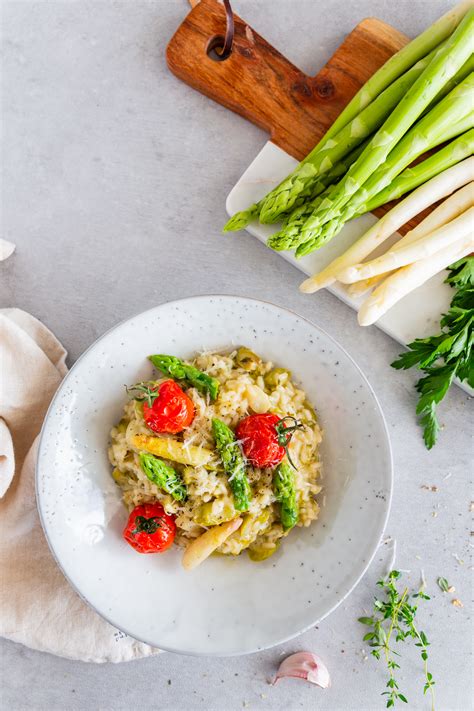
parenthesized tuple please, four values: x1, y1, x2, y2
(37, 296, 392, 656)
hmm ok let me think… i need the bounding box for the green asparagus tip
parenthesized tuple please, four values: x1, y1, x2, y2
(267, 232, 287, 251)
(259, 204, 282, 225)
(295, 239, 316, 258)
(222, 205, 258, 233)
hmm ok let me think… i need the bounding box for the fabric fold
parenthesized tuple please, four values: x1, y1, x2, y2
(0, 309, 161, 662)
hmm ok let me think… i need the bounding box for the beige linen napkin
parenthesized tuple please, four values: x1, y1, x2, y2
(0, 308, 161, 662)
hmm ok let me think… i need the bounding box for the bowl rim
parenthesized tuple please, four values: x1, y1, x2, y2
(36, 294, 393, 657)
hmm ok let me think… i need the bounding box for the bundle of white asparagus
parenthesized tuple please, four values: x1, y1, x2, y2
(300, 158, 474, 325)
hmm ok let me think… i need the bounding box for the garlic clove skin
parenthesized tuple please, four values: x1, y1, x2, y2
(273, 652, 331, 688)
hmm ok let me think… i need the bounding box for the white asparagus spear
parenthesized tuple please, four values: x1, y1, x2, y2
(391, 181, 474, 246)
(344, 182, 474, 293)
(339, 206, 474, 282)
(357, 235, 474, 326)
(347, 277, 381, 297)
(299, 157, 474, 294)
(182, 517, 243, 570)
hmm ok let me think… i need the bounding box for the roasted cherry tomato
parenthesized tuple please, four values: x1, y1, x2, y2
(123, 502, 176, 554)
(142, 379, 195, 434)
(236, 413, 297, 469)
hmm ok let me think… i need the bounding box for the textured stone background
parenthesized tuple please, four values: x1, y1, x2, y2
(1, 1, 471, 709)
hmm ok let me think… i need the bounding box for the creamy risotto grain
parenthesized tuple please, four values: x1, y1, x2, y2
(109, 350, 323, 560)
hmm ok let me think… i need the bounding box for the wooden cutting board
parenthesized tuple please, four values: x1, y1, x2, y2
(167, 0, 407, 159)
(166, 0, 431, 232)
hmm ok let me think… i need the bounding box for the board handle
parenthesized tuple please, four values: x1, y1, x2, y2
(167, 1, 408, 161)
(166, 0, 332, 157)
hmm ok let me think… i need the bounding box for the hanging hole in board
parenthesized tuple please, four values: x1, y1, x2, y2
(207, 35, 231, 61)
(206, 0, 234, 61)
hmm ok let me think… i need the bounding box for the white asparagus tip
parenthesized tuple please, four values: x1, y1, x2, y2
(299, 278, 316, 294)
(299, 275, 332, 293)
(357, 237, 473, 326)
(337, 265, 362, 284)
(181, 517, 242, 570)
(347, 278, 379, 297)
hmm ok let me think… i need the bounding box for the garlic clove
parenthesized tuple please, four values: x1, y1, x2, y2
(273, 652, 331, 688)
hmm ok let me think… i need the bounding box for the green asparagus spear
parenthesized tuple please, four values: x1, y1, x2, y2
(223, 135, 373, 235)
(340, 79, 474, 212)
(258, 48, 442, 224)
(266, 139, 372, 250)
(268, 185, 339, 252)
(222, 163, 338, 235)
(422, 53, 474, 114)
(364, 129, 474, 209)
(277, 139, 370, 230)
(269, 69, 473, 254)
(287, 77, 474, 256)
(294, 126, 474, 257)
(139, 452, 187, 502)
(223, 202, 260, 233)
(273, 460, 298, 530)
(212, 418, 251, 512)
(149, 354, 220, 401)
(231, 50, 440, 231)
(313, 136, 372, 188)
(306, 93, 474, 256)
(222, 165, 342, 234)
(278, 138, 373, 231)
(267, 198, 324, 252)
(320, 0, 473, 138)
(301, 9, 474, 234)
(295, 219, 342, 258)
(224, 2, 472, 232)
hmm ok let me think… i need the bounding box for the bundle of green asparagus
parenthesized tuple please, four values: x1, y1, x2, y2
(223, 1, 474, 259)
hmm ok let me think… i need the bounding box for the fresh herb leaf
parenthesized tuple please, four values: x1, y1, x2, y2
(445, 255, 474, 288)
(126, 381, 159, 408)
(391, 256, 474, 449)
(419, 404, 440, 450)
(132, 515, 161, 535)
(358, 570, 435, 710)
(275, 416, 304, 469)
(437, 577, 450, 593)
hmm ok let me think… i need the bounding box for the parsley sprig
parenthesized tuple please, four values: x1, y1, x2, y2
(391, 256, 474, 448)
(359, 570, 435, 710)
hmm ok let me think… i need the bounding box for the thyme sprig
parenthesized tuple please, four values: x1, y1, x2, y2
(125, 381, 159, 408)
(275, 416, 304, 469)
(437, 576, 450, 593)
(359, 570, 435, 709)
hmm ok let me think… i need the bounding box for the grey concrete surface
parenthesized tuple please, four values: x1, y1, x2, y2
(1, 1, 472, 709)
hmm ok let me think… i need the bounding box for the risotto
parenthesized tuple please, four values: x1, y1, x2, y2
(108, 348, 323, 568)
